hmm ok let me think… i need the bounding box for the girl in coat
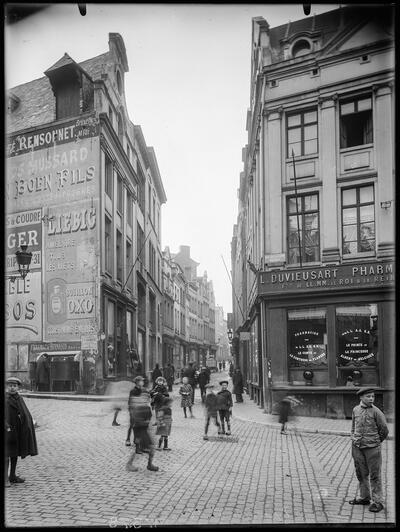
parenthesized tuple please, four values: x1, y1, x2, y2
(5, 377, 38, 486)
(179, 377, 194, 418)
(156, 396, 173, 450)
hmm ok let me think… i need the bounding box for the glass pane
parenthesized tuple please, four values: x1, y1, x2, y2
(288, 128, 301, 143)
(288, 247, 300, 264)
(336, 305, 378, 369)
(360, 205, 374, 223)
(340, 101, 355, 115)
(288, 114, 301, 127)
(288, 142, 301, 157)
(343, 240, 358, 255)
(359, 185, 374, 204)
(304, 229, 319, 248)
(342, 188, 356, 206)
(343, 224, 357, 242)
(360, 223, 375, 251)
(304, 194, 317, 211)
(342, 207, 357, 225)
(288, 307, 327, 367)
(304, 110, 317, 124)
(304, 213, 318, 230)
(357, 98, 372, 112)
(304, 246, 318, 262)
(304, 139, 318, 155)
(304, 124, 317, 140)
(288, 197, 300, 214)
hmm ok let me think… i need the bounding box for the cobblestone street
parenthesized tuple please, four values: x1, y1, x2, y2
(5, 378, 395, 528)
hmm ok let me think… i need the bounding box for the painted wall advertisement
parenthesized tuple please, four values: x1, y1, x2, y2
(6, 113, 100, 345)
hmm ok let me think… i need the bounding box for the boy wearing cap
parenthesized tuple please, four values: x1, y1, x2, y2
(203, 383, 222, 440)
(217, 381, 233, 435)
(349, 387, 389, 513)
(5, 377, 38, 487)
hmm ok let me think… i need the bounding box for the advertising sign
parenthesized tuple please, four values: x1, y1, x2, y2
(6, 209, 42, 272)
(5, 271, 42, 342)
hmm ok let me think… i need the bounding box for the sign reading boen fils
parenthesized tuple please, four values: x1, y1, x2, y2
(258, 260, 394, 295)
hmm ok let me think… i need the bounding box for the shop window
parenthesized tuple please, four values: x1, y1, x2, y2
(340, 96, 373, 148)
(336, 305, 378, 386)
(288, 308, 327, 367)
(287, 193, 320, 264)
(342, 185, 375, 255)
(107, 301, 115, 377)
(287, 108, 318, 157)
(105, 216, 112, 274)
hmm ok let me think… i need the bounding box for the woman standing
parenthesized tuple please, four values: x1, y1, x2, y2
(232, 368, 244, 403)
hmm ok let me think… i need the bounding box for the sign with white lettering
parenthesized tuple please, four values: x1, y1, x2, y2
(5, 272, 42, 342)
(258, 260, 394, 295)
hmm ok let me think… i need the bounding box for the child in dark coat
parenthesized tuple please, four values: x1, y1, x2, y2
(217, 380, 233, 435)
(156, 396, 173, 451)
(203, 383, 222, 440)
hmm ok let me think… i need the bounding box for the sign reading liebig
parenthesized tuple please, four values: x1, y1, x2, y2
(258, 260, 394, 295)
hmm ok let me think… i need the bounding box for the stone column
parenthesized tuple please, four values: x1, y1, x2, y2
(319, 96, 340, 263)
(374, 84, 394, 257)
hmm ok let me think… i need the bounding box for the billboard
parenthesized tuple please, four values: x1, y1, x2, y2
(6, 112, 100, 345)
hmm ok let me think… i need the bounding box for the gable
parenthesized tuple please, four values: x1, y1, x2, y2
(337, 20, 393, 52)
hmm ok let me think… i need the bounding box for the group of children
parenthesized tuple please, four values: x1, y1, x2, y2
(124, 376, 234, 472)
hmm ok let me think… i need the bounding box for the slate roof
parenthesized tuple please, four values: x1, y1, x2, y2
(7, 51, 111, 134)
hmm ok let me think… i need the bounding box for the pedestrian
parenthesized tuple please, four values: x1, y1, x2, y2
(279, 397, 291, 435)
(151, 363, 162, 384)
(348, 387, 389, 513)
(179, 377, 194, 418)
(203, 383, 222, 440)
(198, 367, 209, 403)
(217, 380, 233, 435)
(228, 362, 234, 378)
(156, 396, 173, 451)
(150, 376, 169, 423)
(232, 368, 244, 403)
(163, 363, 174, 392)
(5, 377, 38, 487)
(126, 376, 145, 447)
(183, 362, 196, 403)
(218, 361, 222, 372)
(35, 353, 50, 391)
(126, 376, 159, 472)
(346, 376, 355, 387)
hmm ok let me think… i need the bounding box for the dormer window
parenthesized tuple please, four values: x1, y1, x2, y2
(291, 39, 312, 58)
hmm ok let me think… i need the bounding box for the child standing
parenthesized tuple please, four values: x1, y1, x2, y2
(179, 377, 194, 418)
(156, 396, 173, 451)
(203, 383, 222, 440)
(125, 376, 159, 472)
(217, 380, 233, 435)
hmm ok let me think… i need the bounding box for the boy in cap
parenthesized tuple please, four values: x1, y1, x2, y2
(5, 377, 38, 487)
(217, 380, 233, 435)
(203, 383, 222, 440)
(349, 387, 389, 513)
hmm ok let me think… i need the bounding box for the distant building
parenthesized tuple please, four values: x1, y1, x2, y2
(231, 6, 394, 418)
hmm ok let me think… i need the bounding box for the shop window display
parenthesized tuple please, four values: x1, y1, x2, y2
(288, 308, 327, 368)
(336, 304, 378, 385)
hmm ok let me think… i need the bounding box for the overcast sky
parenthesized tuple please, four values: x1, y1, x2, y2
(5, 3, 338, 315)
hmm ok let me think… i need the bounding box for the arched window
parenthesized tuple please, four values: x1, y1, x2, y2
(291, 39, 311, 58)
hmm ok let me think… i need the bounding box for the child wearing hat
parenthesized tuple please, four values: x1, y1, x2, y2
(5, 377, 38, 487)
(156, 396, 173, 451)
(348, 387, 389, 513)
(217, 380, 233, 435)
(179, 377, 194, 418)
(150, 376, 170, 424)
(203, 383, 222, 440)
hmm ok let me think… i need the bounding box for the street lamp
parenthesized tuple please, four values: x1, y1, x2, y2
(6, 245, 33, 282)
(227, 329, 233, 343)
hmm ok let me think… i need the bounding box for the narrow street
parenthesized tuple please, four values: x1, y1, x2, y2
(5, 372, 394, 527)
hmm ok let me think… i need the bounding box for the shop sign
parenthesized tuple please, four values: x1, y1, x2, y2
(30, 342, 81, 354)
(258, 260, 394, 295)
(5, 271, 42, 342)
(81, 335, 98, 350)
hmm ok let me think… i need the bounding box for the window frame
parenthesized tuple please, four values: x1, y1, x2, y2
(339, 95, 373, 149)
(104, 215, 112, 274)
(341, 184, 375, 256)
(286, 192, 320, 265)
(286, 107, 318, 158)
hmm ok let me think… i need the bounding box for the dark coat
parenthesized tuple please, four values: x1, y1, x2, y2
(150, 384, 169, 410)
(163, 365, 174, 384)
(151, 366, 162, 382)
(205, 393, 219, 416)
(6, 392, 38, 458)
(198, 371, 209, 388)
(232, 371, 244, 394)
(36, 356, 50, 384)
(183, 366, 196, 386)
(279, 399, 291, 424)
(217, 389, 233, 410)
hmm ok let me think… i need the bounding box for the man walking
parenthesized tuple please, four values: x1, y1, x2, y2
(348, 387, 389, 513)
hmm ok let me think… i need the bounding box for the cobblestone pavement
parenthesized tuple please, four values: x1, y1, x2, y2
(5, 377, 395, 528)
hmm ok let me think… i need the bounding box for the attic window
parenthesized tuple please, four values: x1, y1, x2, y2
(8, 93, 20, 113)
(291, 39, 311, 58)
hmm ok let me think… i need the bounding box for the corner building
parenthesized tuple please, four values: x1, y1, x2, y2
(6, 34, 165, 391)
(232, 6, 395, 418)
